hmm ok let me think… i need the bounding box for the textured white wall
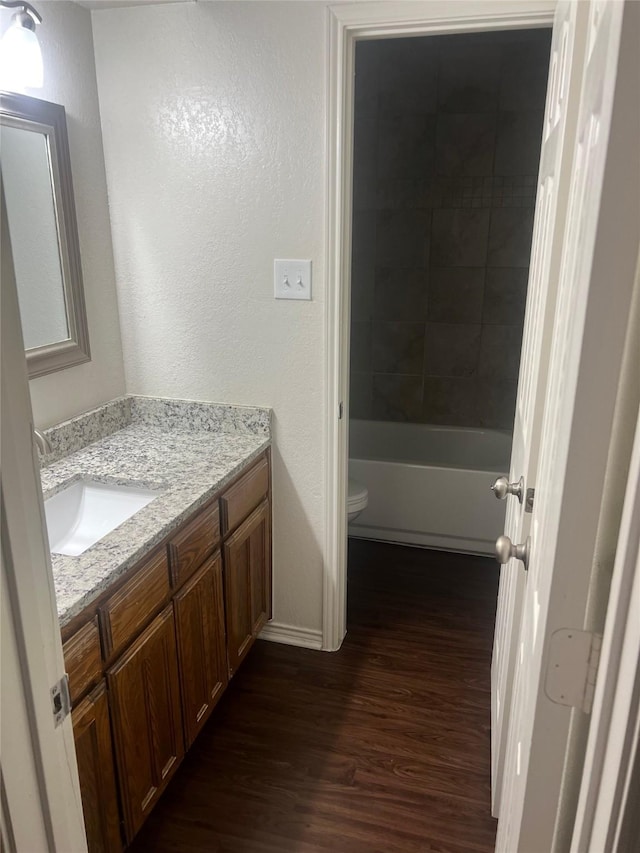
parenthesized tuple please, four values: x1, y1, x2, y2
(92, 2, 326, 633)
(18, 1, 126, 427)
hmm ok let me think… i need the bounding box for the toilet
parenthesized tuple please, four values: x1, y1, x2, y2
(347, 479, 368, 523)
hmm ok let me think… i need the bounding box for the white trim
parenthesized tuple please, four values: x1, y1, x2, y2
(348, 530, 494, 557)
(572, 406, 640, 852)
(570, 248, 640, 851)
(260, 622, 323, 651)
(323, 0, 556, 652)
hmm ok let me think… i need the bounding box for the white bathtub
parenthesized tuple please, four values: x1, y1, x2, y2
(348, 419, 510, 556)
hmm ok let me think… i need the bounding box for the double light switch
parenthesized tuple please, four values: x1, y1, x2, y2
(274, 259, 312, 301)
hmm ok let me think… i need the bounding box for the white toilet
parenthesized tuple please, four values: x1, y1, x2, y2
(347, 479, 368, 523)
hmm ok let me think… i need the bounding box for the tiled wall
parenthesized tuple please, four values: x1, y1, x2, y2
(350, 30, 551, 429)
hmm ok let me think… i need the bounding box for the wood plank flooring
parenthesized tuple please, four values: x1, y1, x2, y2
(129, 540, 499, 852)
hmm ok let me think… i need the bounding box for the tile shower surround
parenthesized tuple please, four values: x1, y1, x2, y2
(350, 30, 552, 429)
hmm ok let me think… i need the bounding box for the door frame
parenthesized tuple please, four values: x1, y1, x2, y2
(322, 0, 556, 652)
(573, 402, 640, 851)
(569, 248, 640, 852)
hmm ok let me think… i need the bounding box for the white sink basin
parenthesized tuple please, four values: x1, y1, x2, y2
(45, 479, 159, 557)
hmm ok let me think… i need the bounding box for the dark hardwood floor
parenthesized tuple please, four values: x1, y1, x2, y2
(129, 540, 499, 852)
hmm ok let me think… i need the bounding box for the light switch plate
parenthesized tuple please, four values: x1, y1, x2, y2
(274, 259, 312, 300)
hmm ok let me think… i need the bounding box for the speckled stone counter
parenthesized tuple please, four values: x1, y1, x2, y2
(40, 397, 271, 627)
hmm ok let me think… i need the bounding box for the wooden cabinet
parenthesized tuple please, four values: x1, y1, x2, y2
(72, 681, 122, 853)
(174, 552, 228, 748)
(63, 617, 102, 706)
(223, 499, 271, 676)
(168, 503, 220, 587)
(220, 456, 269, 535)
(107, 605, 184, 844)
(99, 549, 170, 660)
(64, 451, 272, 846)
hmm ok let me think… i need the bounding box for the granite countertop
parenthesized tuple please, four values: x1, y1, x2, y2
(41, 397, 271, 628)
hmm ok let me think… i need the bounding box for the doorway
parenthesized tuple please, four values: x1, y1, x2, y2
(326, 2, 640, 850)
(347, 28, 551, 555)
(322, 0, 555, 654)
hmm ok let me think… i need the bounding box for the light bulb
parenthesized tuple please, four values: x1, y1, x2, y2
(0, 16, 43, 91)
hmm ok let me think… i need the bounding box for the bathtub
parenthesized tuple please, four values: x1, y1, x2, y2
(348, 419, 511, 556)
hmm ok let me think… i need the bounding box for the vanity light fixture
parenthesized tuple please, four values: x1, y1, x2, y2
(0, 0, 43, 91)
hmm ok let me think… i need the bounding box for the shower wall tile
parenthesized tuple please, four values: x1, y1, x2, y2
(350, 372, 373, 420)
(483, 267, 529, 325)
(351, 29, 551, 429)
(435, 113, 497, 176)
(500, 33, 551, 111)
(495, 110, 545, 175)
(350, 321, 372, 373)
(437, 39, 502, 113)
(351, 210, 377, 321)
(488, 207, 536, 267)
(431, 209, 490, 266)
(376, 178, 429, 210)
(422, 376, 480, 426)
(351, 209, 377, 278)
(491, 175, 537, 208)
(372, 374, 423, 422)
(378, 114, 436, 180)
(424, 323, 482, 377)
(376, 210, 431, 268)
(477, 378, 518, 429)
(374, 268, 429, 321)
(428, 268, 485, 323)
(378, 38, 438, 115)
(353, 113, 377, 180)
(353, 175, 378, 213)
(373, 322, 425, 375)
(351, 270, 374, 322)
(354, 41, 380, 117)
(478, 324, 523, 380)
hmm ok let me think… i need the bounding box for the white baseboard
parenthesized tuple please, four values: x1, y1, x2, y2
(347, 526, 495, 557)
(259, 621, 323, 650)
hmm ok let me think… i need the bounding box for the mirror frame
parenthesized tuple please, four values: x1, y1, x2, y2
(0, 91, 90, 378)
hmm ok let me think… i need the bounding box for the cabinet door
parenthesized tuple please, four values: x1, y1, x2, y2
(223, 499, 271, 676)
(72, 681, 122, 853)
(174, 552, 228, 748)
(107, 604, 184, 844)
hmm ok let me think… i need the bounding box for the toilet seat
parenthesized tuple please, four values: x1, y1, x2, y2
(347, 480, 368, 514)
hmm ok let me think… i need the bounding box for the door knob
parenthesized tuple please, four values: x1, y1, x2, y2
(491, 475, 524, 502)
(495, 535, 530, 570)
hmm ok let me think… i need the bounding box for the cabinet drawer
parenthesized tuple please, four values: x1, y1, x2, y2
(99, 550, 170, 659)
(220, 457, 269, 535)
(168, 503, 219, 587)
(63, 618, 102, 706)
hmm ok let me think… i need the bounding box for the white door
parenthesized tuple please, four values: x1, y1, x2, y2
(490, 0, 589, 816)
(0, 187, 87, 850)
(497, 0, 639, 848)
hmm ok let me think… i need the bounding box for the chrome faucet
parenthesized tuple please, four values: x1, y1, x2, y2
(33, 428, 52, 456)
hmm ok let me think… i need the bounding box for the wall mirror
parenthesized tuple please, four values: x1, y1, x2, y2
(0, 91, 90, 377)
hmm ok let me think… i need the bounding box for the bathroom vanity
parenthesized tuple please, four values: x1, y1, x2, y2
(41, 397, 272, 850)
